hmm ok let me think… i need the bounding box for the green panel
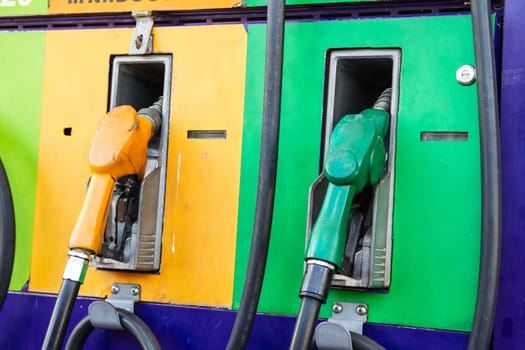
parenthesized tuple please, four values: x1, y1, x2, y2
(234, 15, 480, 332)
(0, 32, 45, 289)
(0, 0, 47, 16)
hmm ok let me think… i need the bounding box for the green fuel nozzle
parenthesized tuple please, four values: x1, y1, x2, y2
(290, 89, 392, 350)
(306, 93, 390, 267)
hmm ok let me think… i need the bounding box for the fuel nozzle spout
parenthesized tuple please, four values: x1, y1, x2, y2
(138, 96, 163, 135)
(372, 87, 392, 112)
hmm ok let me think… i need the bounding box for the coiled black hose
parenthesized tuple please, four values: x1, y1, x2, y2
(468, 1, 501, 349)
(226, 0, 285, 349)
(65, 308, 161, 350)
(351, 332, 385, 350)
(0, 158, 15, 310)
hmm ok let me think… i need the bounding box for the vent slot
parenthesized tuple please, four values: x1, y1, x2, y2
(187, 130, 227, 139)
(421, 132, 468, 142)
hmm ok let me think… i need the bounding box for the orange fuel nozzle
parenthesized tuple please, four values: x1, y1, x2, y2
(69, 98, 162, 253)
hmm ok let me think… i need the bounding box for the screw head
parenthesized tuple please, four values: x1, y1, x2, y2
(332, 303, 343, 314)
(130, 287, 140, 296)
(111, 285, 120, 294)
(356, 304, 368, 316)
(456, 64, 476, 86)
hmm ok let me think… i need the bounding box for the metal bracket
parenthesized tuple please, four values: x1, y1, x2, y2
(88, 301, 124, 330)
(106, 283, 141, 313)
(314, 302, 368, 350)
(329, 302, 368, 334)
(129, 11, 154, 55)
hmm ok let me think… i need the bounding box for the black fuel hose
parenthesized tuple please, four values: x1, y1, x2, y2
(42, 279, 81, 350)
(0, 158, 15, 310)
(351, 332, 385, 350)
(311, 329, 385, 350)
(226, 0, 285, 349)
(64, 308, 161, 350)
(468, 1, 501, 349)
(290, 297, 322, 350)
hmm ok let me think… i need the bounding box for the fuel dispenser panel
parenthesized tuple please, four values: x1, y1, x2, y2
(30, 25, 247, 307)
(234, 15, 481, 332)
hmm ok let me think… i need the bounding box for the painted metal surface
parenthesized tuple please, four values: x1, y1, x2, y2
(234, 15, 480, 331)
(0, 0, 46, 16)
(0, 32, 45, 290)
(0, 2, 508, 348)
(0, 292, 468, 349)
(48, 0, 239, 15)
(0, 1, 470, 32)
(30, 25, 246, 307)
(493, 0, 525, 348)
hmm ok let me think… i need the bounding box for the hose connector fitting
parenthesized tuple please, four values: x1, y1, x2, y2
(372, 88, 392, 112)
(138, 96, 163, 135)
(300, 259, 335, 303)
(63, 249, 91, 284)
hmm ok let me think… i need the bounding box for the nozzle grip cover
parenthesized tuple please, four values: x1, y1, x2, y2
(89, 105, 154, 181)
(324, 109, 389, 189)
(306, 184, 356, 266)
(69, 173, 114, 253)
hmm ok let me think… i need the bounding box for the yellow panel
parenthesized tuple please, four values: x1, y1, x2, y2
(30, 25, 247, 307)
(49, 0, 239, 15)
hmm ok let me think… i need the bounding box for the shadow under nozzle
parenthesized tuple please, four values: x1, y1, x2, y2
(373, 88, 392, 112)
(138, 96, 163, 134)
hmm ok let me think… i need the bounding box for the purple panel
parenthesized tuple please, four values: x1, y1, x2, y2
(494, 0, 525, 349)
(0, 292, 468, 349)
(364, 324, 468, 350)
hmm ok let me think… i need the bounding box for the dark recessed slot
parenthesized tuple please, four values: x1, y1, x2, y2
(179, 18, 207, 24)
(421, 132, 468, 142)
(439, 7, 468, 13)
(113, 21, 135, 27)
(114, 62, 165, 111)
(153, 20, 173, 26)
(82, 22, 109, 27)
(212, 17, 241, 23)
(247, 16, 267, 21)
(63, 127, 72, 136)
(51, 23, 76, 28)
(187, 130, 227, 139)
(286, 14, 315, 20)
(24, 24, 49, 29)
(331, 57, 393, 124)
(398, 9, 432, 15)
(357, 11, 391, 17)
(320, 13, 353, 20)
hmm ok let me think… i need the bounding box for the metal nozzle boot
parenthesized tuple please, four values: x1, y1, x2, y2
(373, 88, 392, 112)
(138, 96, 163, 134)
